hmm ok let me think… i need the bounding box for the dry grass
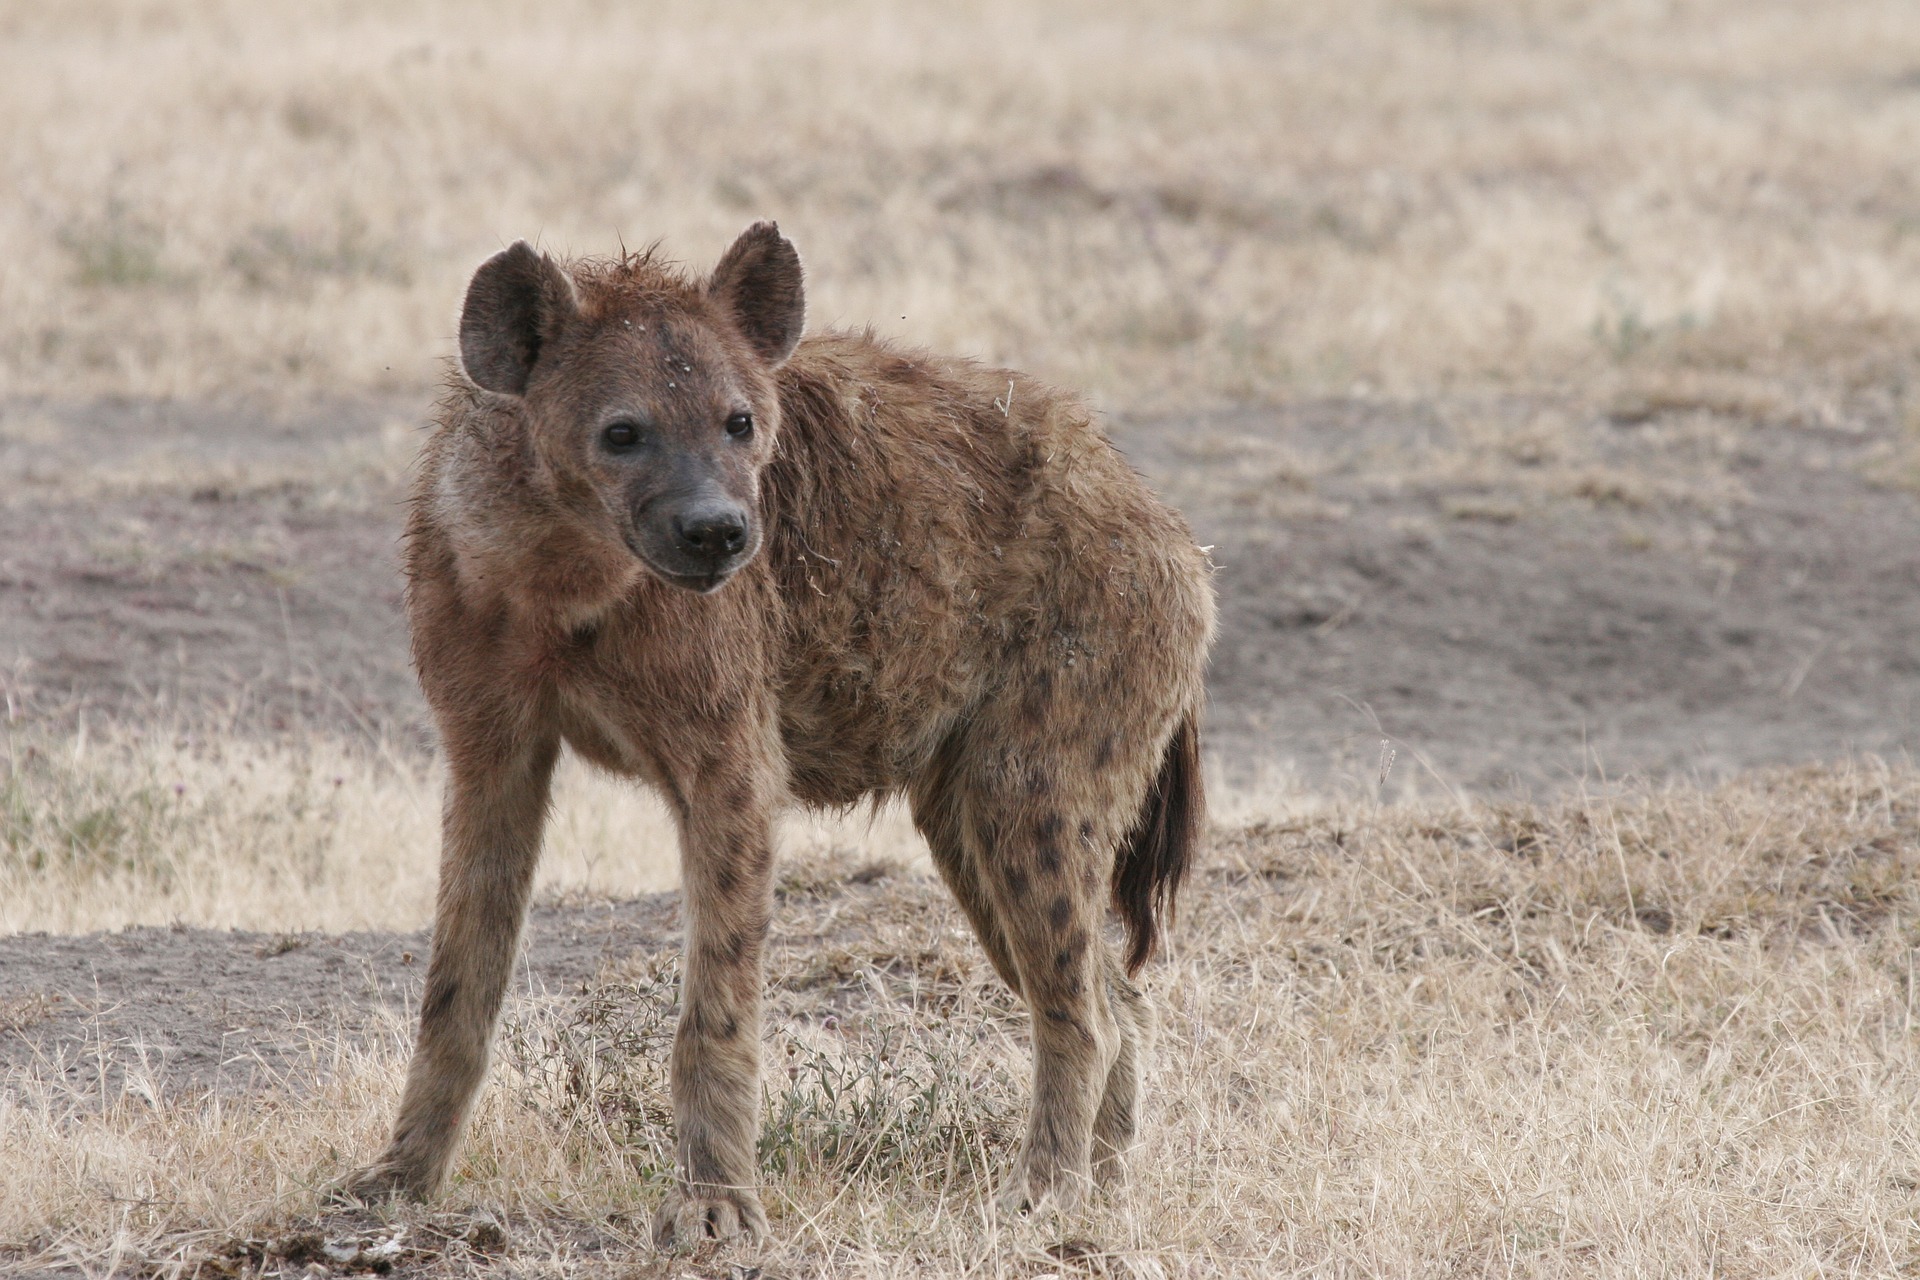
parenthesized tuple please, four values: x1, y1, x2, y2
(0, 729, 926, 934)
(6, 733, 1920, 1275)
(3, 0, 1918, 411)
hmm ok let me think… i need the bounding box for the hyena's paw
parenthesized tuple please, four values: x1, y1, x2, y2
(328, 1159, 435, 1207)
(1089, 1143, 1132, 1189)
(995, 1154, 1090, 1218)
(652, 1184, 768, 1249)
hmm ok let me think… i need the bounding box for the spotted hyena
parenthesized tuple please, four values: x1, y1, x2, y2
(346, 223, 1215, 1245)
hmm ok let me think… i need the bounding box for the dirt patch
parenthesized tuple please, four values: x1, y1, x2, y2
(0, 896, 678, 1099)
(4, 392, 1918, 795)
(0, 861, 983, 1101)
(1114, 394, 1920, 794)
(0, 396, 423, 745)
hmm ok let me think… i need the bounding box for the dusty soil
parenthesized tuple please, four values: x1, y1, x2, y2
(3, 390, 1917, 793)
(0, 859, 1004, 1098)
(1121, 394, 1920, 796)
(0, 896, 678, 1097)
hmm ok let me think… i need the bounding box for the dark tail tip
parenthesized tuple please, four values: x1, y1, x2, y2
(1113, 710, 1204, 976)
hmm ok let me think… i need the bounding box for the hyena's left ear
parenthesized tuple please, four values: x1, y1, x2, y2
(707, 221, 805, 367)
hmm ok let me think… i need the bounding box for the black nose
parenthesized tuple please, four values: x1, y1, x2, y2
(673, 503, 749, 558)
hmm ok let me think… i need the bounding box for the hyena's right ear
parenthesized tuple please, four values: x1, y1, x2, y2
(458, 241, 580, 396)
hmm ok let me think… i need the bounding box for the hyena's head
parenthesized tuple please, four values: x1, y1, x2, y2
(456, 223, 804, 593)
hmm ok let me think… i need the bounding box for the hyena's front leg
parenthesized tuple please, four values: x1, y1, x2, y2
(345, 733, 559, 1201)
(653, 763, 778, 1248)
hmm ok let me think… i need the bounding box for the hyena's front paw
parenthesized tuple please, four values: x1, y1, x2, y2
(652, 1184, 768, 1248)
(995, 1152, 1091, 1218)
(329, 1157, 437, 1206)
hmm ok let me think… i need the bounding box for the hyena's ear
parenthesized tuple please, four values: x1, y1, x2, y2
(458, 241, 580, 396)
(707, 221, 805, 366)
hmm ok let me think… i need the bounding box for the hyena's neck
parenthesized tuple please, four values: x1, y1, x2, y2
(428, 411, 642, 635)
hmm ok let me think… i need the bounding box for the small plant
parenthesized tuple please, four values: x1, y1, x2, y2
(59, 201, 170, 288)
(499, 958, 1020, 1195)
(760, 1013, 1018, 1185)
(0, 743, 178, 878)
(496, 955, 683, 1186)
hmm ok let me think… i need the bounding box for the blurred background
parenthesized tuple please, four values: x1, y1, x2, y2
(3, 0, 1919, 801)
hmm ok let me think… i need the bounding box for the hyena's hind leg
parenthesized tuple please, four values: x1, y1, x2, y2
(908, 737, 1023, 995)
(954, 754, 1135, 1214)
(965, 697, 1200, 1211)
(1091, 963, 1154, 1184)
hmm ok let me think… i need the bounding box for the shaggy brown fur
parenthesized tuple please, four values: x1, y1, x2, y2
(345, 224, 1215, 1245)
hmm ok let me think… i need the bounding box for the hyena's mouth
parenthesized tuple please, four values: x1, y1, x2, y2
(658, 566, 736, 594)
(625, 536, 743, 594)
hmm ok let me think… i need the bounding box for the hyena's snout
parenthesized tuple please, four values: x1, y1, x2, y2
(672, 496, 750, 561)
(636, 489, 758, 592)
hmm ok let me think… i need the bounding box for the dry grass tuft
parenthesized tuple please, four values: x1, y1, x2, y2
(5, 737, 1920, 1275)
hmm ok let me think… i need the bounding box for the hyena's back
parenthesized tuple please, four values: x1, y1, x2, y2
(760, 332, 1215, 814)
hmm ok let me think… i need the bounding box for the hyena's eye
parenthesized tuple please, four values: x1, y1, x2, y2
(725, 412, 754, 439)
(602, 420, 642, 451)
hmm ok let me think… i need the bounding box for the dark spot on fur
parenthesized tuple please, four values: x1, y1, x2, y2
(570, 621, 598, 647)
(684, 1004, 740, 1040)
(1022, 669, 1054, 723)
(1041, 1005, 1094, 1046)
(1006, 865, 1029, 896)
(1079, 819, 1096, 844)
(712, 864, 738, 896)
(720, 777, 755, 813)
(1037, 838, 1062, 875)
(702, 928, 754, 967)
(1094, 735, 1115, 768)
(1033, 815, 1064, 867)
(420, 978, 459, 1025)
(1049, 895, 1072, 928)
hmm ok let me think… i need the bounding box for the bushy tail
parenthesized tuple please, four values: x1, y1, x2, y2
(1113, 710, 1204, 976)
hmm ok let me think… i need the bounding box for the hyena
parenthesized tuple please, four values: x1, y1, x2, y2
(346, 223, 1215, 1245)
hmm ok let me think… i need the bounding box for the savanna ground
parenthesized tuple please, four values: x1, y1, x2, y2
(5, 1, 1920, 1275)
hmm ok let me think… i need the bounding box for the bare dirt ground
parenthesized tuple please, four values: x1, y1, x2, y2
(5, 390, 1917, 793)
(1132, 393, 1920, 795)
(0, 896, 676, 1099)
